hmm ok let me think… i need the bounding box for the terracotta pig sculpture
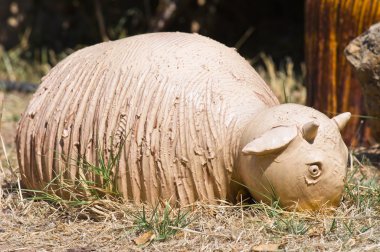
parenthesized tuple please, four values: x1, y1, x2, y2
(16, 32, 350, 210)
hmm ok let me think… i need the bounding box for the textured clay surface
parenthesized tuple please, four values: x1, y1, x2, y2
(17, 32, 351, 210)
(16, 32, 279, 205)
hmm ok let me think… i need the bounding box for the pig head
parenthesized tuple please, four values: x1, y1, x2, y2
(237, 103, 350, 210)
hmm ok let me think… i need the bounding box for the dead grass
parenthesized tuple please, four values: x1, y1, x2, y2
(0, 33, 70, 83)
(252, 53, 306, 104)
(1, 154, 379, 251)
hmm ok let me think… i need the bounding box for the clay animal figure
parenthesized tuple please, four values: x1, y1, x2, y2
(16, 32, 351, 210)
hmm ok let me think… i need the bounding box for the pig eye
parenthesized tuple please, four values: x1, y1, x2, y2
(308, 163, 321, 178)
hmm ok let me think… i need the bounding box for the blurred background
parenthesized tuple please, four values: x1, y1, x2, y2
(0, 0, 304, 81)
(0, 0, 379, 148)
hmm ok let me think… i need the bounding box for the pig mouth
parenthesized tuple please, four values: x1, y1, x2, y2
(304, 175, 321, 185)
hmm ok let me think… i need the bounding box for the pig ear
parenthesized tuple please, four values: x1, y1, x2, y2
(302, 121, 319, 143)
(332, 112, 351, 131)
(242, 126, 298, 155)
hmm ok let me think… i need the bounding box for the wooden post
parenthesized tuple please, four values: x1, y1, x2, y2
(305, 0, 380, 146)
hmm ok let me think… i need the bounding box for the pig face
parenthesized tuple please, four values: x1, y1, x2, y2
(238, 104, 350, 210)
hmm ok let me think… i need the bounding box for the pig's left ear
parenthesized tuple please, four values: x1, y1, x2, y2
(242, 126, 297, 155)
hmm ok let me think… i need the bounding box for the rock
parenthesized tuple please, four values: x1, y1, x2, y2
(345, 23, 380, 142)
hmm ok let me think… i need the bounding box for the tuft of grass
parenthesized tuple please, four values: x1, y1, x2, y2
(76, 140, 125, 198)
(0, 28, 71, 84)
(24, 141, 125, 207)
(0, 46, 51, 83)
(132, 201, 194, 242)
(251, 53, 306, 104)
(271, 213, 310, 235)
(343, 154, 380, 212)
